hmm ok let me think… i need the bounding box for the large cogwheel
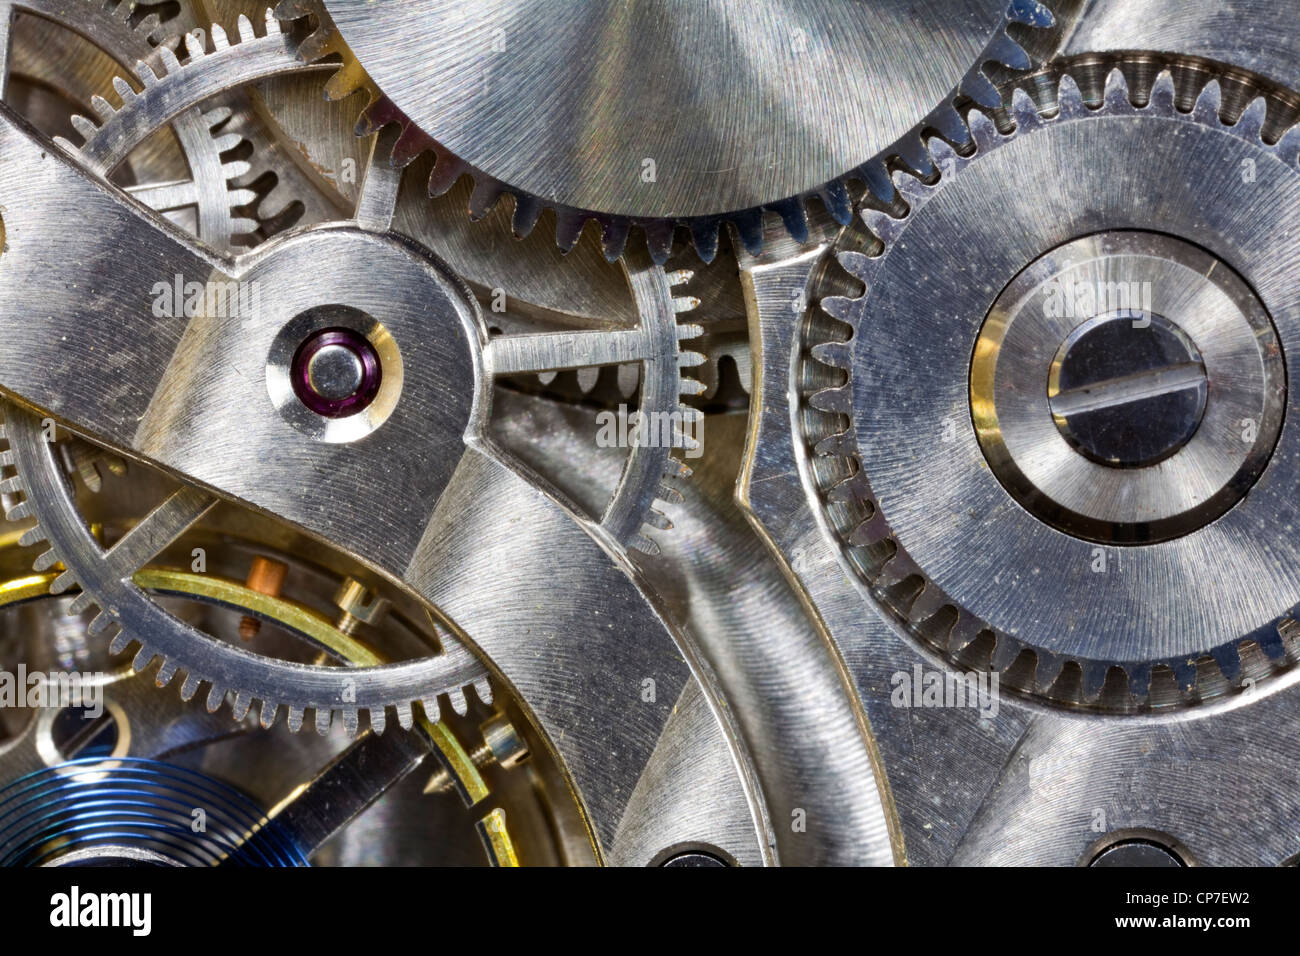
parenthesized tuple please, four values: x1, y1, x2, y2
(277, 0, 1058, 263)
(801, 64, 1300, 710)
(4, 0, 262, 249)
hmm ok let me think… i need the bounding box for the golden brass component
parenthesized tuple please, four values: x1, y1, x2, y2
(333, 576, 391, 636)
(239, 555, 289, 640)
(0, 562, 515, 864)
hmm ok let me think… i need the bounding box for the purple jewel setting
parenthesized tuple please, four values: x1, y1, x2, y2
(289, 327, 382, 418)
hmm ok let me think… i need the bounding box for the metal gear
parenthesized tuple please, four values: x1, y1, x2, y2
(798, 64, 1300, 710)
(2, 0, 263, 249)
(277, 0, 1059, 263)
(0, 404, 495, 734)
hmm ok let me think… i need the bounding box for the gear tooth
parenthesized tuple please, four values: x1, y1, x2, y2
(473, 677, 493, 707)
(665, 268, 693, 287)
(1102, 67, 1132, 111)
(984, 31, 1031, 72)
(368, 707, 386, 734)
(817, 179, 853, 227)
(630, 533, 660, 556)
(275, 0, 312, 19)
(111, 75, 134, 102)
(1193, 79, 1223, 124)
(810, 340, 852, 369)
(1080, 662, 1109, 701)
(210, 22, 230, 50)
(211, 132, 243, 155)
(342, 708, 359, 736)
(677, 350, 706, 368)
(286, 706, 305, 732)
(425, 151, 466, 195)
(1258, 626, 1288, 664)
(1170, 659, 1197, 695)
(1274, 122, 1300, 167)
(231, 692, 253, 721)
(265, 6, 283, 33)
(391, 122, 434, 168)
(679, 377, 706, 396)
(1149, 70, 1177, 112)
(672, 296, 701, 314)
(70, 114, 99, 142)
(19, 528, 47, 548)
(447, 688, 468, 716)
(88, 610, 117, 636)
(68, 590, 95, 615)
(926, 136, 961, 177)
(0, 449, 13, 467)
(107, 628, 131, 656)
(1009, 86, 1041, 130)
(235, 13, 256, 42)
(729, 209, 764, 256)
(259, 699, 279, 728)
(599, 217, 630, 261)
(1126, 663, 1153, 701)
(89, 94, 114, 121)
(644, 509, 672, 531)
(225, 184, 257, 205)
(575, 367, 599, 392)
(896, 132, 934, 177)
(617, 363, 640, 396)
(5, 501, 31, 522)
(179, 673, 201, 701)
(183, 29, 205, 60)
(108, 0, 129, 21)
(665, 457, 692, 480)
(1034, 653, 1066, 692)
(157, 45, 182, 76)
(131, 644, 155, 673)
(420, 697, 441, 723)
(155, 659, 178, 688)
(820, 293, 859, 324)
(135, 59, 159, 86)
(929, 101, 971, 148)
(688, 219, 720, 263)
(1235, 96, 1268, 140)
(0, 476, 17, 495)
(205, 683, 226, 712)
(511, 193, 542, 237)
(962, 68, 1000, 110)
(297, 27, 337, 66)
(891, 170, 931, 205)
(1009, 0, 1055, 26)
(554, 210, 588, 253)
(771, 197, 809, 244)
(467, 179, 505, 220)
(230, 217, 260, 235)
(966, 108, 1001, 152)
(51, 573, 87, 601)
(643, 220, 675, 264)
(395, 701, 414, 730)
(657, 482, 684, 504)
(1056, 73, 1087, 117)
(1210, 644, 1243, 685)
(33, 548, 61, 571)
(809, 385, 851, 414)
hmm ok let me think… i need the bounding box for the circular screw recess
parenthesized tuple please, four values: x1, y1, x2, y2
(1049, 312, 1208, 468)
(290, 327, 382, 418)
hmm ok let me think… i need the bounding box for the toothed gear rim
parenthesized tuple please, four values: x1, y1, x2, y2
(12, 0, 262, 250)
(290, 0, 1056, 262)
(0, 405, 492, 735)
(48, 7, 704, 554)
(806, 66, 1300, 711)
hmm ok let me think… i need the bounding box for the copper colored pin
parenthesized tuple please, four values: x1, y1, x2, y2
(239, 556, 288, 640)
